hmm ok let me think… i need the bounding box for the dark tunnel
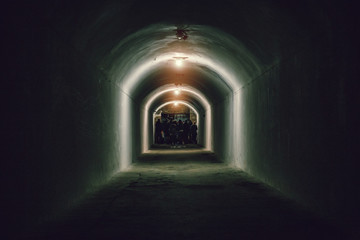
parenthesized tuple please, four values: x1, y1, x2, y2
(3, 0, 360, 239)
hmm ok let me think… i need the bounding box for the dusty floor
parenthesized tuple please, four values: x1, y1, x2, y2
(27, 149, 345, 240)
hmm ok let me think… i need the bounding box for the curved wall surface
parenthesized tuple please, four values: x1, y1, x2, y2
(4, 0, 359, 234)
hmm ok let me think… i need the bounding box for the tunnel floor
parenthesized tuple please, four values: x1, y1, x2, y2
(150, 144, 202, 149)
(28, 150, 344, 240)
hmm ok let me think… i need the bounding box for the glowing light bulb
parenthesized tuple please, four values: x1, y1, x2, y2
(175, 59, 183, 67)
(174, 102, 178, 106)
(174, 89, 180, 95)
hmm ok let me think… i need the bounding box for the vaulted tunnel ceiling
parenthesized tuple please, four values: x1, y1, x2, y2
(42, 0, 318, 98)
(9, 0, 332, 109)
(132, 65, 231, 104)
(49, 0, 313, 62)
(149, 91, 206, 115)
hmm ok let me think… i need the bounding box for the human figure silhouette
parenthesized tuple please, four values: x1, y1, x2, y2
(170, 120, 177, 146)
(190, 121, 198, 144)
(155, 119, 162, 144)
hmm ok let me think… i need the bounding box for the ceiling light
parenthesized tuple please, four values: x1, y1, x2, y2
(173, 57, 188, 68)
(175, 59, 183, 67)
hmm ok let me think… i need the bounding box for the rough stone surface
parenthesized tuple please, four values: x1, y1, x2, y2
(24, 150, 346, 240)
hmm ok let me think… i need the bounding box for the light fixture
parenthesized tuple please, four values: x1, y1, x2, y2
(174, 89, 180, 95)
(175, 59, 183, 67)
(174, 102, 179, 106)
(173, 57, 188, 68)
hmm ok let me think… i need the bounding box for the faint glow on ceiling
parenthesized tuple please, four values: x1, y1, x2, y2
(121, 52, 240, 95)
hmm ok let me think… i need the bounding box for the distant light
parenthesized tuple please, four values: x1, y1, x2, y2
(175, 59, 183, 67)
(174, 102, 179, 106)
(174, 89, 180, 95)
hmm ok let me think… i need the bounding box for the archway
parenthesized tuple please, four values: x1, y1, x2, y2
(141, 84, 213, 152)
(107, 24, 255, 170)
(152, 101, 200, 147)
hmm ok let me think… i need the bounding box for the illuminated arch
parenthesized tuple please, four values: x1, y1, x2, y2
(153, 100, 200, 122)
(141, 84, 212, 153)
(113, 24, 251, 170)
(150, 101, 200, 150)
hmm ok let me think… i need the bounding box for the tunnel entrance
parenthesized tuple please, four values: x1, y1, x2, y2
(153, 102, 199, 148)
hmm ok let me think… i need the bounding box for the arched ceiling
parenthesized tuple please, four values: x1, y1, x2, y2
(105, 23, 262, 96)
(132, 64, 231, 104)
(25, 0, 337, 119)
(32, 0, 336, 121)
(45, 0, 322, 103)
(149, 91, 206, 115)
(142, 84, 211, 116)
(154, 101, 199, 116)
(50, 0, 314, 65)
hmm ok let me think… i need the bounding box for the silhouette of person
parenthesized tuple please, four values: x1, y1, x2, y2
(183, 120, 190, 144)
(177, 120, 184, 145)
(170, 120, 177, 146)
(155, 119, 162, 144)
(190, 121, 198, 144)
(162, 119, 170, 144)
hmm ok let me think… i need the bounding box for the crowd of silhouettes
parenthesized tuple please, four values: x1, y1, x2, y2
(155, 119, 197, 146)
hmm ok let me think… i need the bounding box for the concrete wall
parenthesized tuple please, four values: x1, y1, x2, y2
(4, 18, 123, 234)
(239, 29, 359, 221)
(213, 94, 234, 164)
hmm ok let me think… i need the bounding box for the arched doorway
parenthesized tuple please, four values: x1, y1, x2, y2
(153, 101, 199, 147)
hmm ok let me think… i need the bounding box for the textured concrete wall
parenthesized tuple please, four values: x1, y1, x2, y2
(240, 29, 358, 220)
(213, 94, 234, 164)
(4, 16, 123, 234)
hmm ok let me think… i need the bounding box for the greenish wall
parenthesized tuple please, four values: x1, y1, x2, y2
(240, 33, 357, 219)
